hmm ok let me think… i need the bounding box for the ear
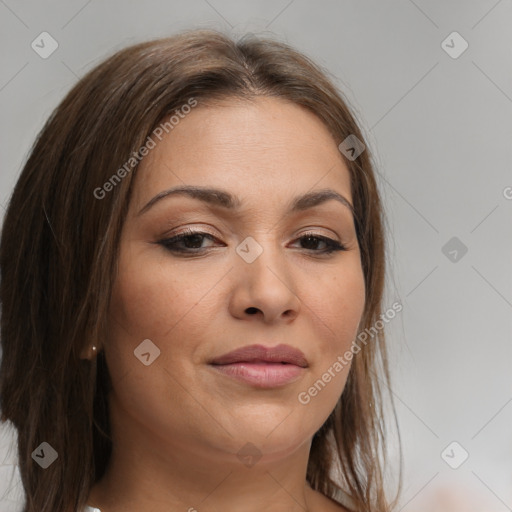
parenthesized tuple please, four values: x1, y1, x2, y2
(79, 345, 98, 360)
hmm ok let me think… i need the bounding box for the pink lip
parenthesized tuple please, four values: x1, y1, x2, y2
(209, 344, 308, 388)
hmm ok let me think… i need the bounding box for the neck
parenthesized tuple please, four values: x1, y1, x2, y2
(88, 401, 317, 512)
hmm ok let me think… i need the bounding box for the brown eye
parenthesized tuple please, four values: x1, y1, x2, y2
(293, 233, 346, 255)
(157, 229, 220, 253)
(156, 229, 346, 257)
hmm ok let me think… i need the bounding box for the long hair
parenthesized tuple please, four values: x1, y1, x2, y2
(0, 28, 401, 512)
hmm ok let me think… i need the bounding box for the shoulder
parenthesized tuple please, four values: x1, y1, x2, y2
(307, 487, 353, 512)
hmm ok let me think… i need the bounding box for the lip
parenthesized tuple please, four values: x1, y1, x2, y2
(209, 344, 308, 388)
(210, 344, 308, 367)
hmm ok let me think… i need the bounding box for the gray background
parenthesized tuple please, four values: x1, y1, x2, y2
(1, 1, 511, 511)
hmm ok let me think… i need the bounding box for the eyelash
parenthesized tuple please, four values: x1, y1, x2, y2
(156, 228, 347, 256)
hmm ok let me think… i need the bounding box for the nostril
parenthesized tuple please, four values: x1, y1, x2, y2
(246, 307, 259, 315)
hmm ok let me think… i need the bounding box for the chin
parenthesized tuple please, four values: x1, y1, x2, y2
(222, 420, 312, 454)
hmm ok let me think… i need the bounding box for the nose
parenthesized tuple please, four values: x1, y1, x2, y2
(228, 237, 302, 324)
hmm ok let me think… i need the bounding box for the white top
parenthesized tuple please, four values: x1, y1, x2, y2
(83, 489, 354, 512)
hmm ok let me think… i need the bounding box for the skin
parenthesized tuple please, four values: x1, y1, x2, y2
(87, 96, 365, 512)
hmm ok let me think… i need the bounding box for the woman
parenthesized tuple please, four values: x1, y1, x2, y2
(0, 28, 400, 512)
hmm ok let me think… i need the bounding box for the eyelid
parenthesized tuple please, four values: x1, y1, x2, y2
(164, 225, 343, 242)
(164, 225, 219, 239)
(156, 227, 349, 257)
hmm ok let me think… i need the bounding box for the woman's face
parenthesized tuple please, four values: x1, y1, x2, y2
(105, 96, 366, 465)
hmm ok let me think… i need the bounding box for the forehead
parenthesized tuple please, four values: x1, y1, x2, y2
(131, 96, 352, 212)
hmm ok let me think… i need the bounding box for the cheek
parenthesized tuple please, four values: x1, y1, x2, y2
(306, 262, 366, 350)
(105, 247, 225, 392)
(104, 253, 217, 436)
(296, 263, 365, 410)
(109, 250, 209, 340)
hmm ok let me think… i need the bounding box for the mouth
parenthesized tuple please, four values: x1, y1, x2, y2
(208, 344, 308, 388)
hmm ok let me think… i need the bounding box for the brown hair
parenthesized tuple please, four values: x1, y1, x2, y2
(0, 28, 401, 512)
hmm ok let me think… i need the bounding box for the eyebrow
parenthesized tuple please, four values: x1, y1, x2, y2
(137, 185, 355, 218)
